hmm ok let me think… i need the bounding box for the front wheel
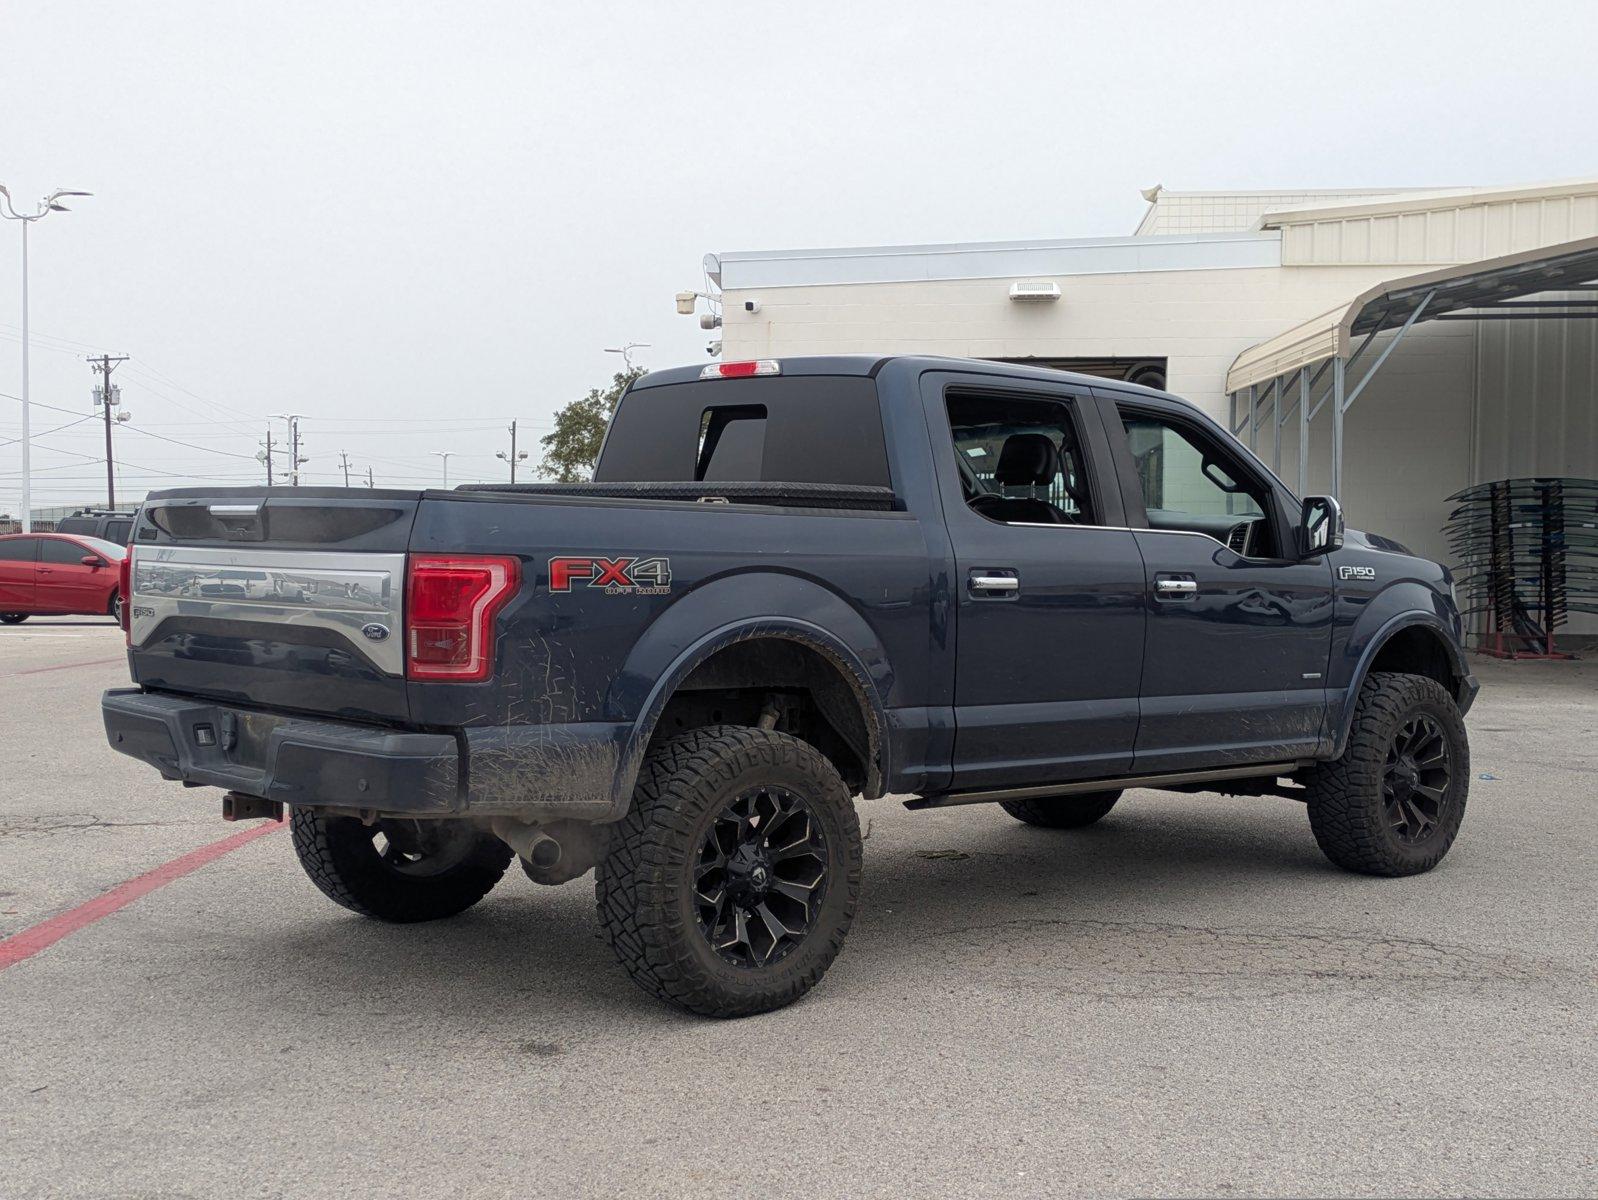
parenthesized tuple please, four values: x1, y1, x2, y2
(596, 726, 863, 1017)
(1304, 672, 1469, 876)
(0, 613, 28, 625)
(290, 810, 513, 922)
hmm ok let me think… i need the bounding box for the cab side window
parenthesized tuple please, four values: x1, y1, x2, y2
(1119, 410, 1276, 556)
(946, 392, 1097, 526)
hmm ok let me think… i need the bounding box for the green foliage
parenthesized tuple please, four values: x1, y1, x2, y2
(537, 367, 646, 483)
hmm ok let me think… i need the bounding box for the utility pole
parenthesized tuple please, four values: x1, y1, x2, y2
(272, 414, 308, 486)
(87, 354, 130, 509)
(365, 466, 375, 489)
(257, 427, 276, 485)
(496, 419, 528, 482)
(338, 450, 352, 487)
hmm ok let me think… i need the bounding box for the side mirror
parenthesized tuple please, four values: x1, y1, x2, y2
(1299, 495, 1344, 558)
(81, 554, 107, 568)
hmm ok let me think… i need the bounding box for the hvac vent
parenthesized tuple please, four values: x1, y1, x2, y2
(1008, 280, 1061, 303)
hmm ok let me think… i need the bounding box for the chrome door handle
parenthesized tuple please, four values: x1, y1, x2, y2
(971, 575, 1019, 592)
(1154, 578, 1197, 598)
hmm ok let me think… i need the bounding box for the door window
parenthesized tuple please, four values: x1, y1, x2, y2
(40, 539, 89, 564)
(1119, 411, 1275, 556)
(946, 392, 1097, 525)
(0, 538, 40, 562)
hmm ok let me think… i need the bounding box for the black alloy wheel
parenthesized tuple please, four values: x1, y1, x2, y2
(693, 786, 829, 969)
(1382, 714, 1451, 845)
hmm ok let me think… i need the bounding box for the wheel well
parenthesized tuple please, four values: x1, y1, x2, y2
(649, 637, 881, 797)
(1368, 625, 1461, 701)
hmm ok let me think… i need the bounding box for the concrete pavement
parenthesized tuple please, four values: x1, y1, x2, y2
(1, 619, 1593, 1198)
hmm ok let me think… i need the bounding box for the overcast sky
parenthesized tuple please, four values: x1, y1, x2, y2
(2, 0, 1594, 512)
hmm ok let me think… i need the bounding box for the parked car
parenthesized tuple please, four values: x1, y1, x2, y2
(53, 508, 138, 545)
(0, 533, 128, 624)
(102, 356, 1477, 1017)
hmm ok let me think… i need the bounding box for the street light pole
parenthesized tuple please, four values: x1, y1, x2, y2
(0, 185, 90, 532)
(431, 451, 453, 487)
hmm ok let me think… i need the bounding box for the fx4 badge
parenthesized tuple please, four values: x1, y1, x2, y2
(548, 556, 673, 595)
(1338, 565, 1377, 581)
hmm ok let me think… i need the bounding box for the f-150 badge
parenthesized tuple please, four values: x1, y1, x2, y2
(1338, 565, 1377, 581)
(548, 556, 673, 595)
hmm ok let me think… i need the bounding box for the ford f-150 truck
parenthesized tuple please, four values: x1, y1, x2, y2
(103, 356, 1477, 1017)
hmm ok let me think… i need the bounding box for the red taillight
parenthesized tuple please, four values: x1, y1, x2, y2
(405, 554, 519, 682)
(118, 553, 133, 641)
(700, 359, 780, 379)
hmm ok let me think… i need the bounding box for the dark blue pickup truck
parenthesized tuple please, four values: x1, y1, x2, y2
(103, 356, 1477, 1016)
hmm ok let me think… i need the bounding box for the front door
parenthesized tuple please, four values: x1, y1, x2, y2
(36, 537, 108, 614)
(1100, 395, 1333, 772)
(924, 373, 1146, 789)
(0, 537, 40, 611)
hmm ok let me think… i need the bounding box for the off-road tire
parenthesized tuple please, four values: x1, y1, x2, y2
(0, 613, 28, 625)
(290, 810, 513, 922)
(1304, 671, 1469, 877)
(1001, 790, 1122, 829)
(595, 725, 863, 1018)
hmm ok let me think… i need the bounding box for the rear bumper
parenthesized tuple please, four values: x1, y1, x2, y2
(101, 689, 628, 821)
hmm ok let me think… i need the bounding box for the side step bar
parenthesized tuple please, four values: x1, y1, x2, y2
(904, 762, 1307, 810)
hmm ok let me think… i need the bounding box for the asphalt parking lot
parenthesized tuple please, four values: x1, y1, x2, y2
(1, 617, 1594, 1199)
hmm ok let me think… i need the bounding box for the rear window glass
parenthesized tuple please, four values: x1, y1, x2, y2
(596, 377, 889, 487)
(0, 538, 37, 562)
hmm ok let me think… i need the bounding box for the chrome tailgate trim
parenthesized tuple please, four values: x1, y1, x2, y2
(129, 545, 406, 676)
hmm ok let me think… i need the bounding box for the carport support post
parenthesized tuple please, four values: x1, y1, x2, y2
(1271, 373, 1281, 472)
(1247, 385, 1257, 451)
(1297, 366, 1309, 494)
(1331, 356, 1345, 500)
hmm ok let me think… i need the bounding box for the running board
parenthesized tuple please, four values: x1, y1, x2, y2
(903, 762, 1307, 810)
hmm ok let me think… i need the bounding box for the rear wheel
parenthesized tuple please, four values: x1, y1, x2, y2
(596, 726, 862, 1017)
(108, 593, 123, 624)
(0, 613, 28, 625)
(1304, 672, 1469, 876)
(1001, 790, 1122, 829)
(290, 810, 513, 922)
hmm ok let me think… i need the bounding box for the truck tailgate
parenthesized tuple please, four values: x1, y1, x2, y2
(126, 490, 420, 723)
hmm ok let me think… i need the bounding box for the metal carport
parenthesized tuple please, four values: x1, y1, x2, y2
(1224, 235, 1598, 498)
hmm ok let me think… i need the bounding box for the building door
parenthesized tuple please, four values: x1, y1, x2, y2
(922, 372, 1147, 789)
(1100, 395, 1333, 772)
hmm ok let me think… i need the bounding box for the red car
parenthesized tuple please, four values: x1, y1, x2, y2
(0, 532, 127, 625)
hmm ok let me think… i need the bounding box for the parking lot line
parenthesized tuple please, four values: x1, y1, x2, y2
(0, 819, 286, 971)
(0, 656, 125, 680)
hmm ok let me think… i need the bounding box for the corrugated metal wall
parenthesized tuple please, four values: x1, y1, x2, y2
(1278, 192, 1598, 266)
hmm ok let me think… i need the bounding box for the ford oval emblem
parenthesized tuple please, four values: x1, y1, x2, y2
(360, 622, 390, 642)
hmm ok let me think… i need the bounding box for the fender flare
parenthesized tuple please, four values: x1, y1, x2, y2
(1330, 610, 1471, 757)
(604, 582, 894, 814)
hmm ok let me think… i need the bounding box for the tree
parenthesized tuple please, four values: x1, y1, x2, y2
(537, 367, 646, 483)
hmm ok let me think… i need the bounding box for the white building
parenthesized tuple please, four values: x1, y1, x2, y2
(698, 179, 1598, 599)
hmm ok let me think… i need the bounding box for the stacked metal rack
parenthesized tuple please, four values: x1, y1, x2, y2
(1443, 477, 1598, 660)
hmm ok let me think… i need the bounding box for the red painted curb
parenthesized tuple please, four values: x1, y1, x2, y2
(0, 819, 286, 971)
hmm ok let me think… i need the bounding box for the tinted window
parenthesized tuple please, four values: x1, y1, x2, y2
(945, 391, 1098, 525)
(697, 406, 768, 481)
(103, 520, 133, 544)
(41, 538, 91, 564)
(597, 377, 890, 487)
(0, 538, 39, 563)
(53, 518, 96, 536)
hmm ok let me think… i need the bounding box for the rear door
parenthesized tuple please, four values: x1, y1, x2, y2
(1097, 393, 1333, 772)
(36, 537, 108, 614)
(923, 371, 1146, 788)
(0, 537, 40, 610)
